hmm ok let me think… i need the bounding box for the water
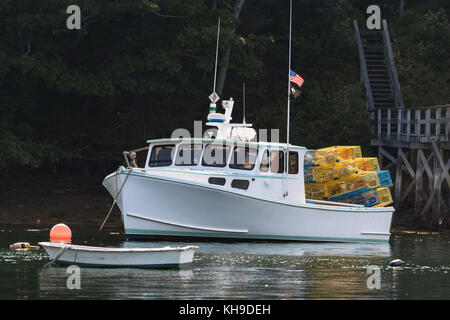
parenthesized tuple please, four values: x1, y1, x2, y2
(1, 225, 449, 299)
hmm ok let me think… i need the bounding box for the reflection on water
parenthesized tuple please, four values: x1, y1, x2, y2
(38, 266, 195, 299)
(123, 241, 391, 257)
(1, 226, 450, 299)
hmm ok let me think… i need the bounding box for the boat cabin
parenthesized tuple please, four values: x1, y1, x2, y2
(142, 138, 306, 203)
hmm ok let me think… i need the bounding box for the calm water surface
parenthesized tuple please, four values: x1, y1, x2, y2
(1, 225, 449, 299)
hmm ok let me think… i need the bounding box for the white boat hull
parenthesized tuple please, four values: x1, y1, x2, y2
(39, 242, 198, 268)
(103, 170, 394, 243)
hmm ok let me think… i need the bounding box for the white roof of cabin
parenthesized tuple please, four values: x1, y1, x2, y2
(146, 137, 306, 150)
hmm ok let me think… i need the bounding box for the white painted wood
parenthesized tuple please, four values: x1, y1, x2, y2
(103, 168, 394, 243)
(39, 242, 198, 267)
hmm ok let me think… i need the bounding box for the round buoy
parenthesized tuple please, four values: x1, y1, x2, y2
(389, 259, 404, 267)
(50, 223, 72, 243)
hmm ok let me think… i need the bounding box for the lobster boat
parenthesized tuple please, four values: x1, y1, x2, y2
(102, 8, 394, 243)
(102, 97, 394, 243)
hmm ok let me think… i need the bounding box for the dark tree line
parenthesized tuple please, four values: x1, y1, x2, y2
(0, 0, 448, 173)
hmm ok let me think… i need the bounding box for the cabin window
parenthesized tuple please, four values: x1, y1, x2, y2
(231, 179, 250, 190)
(202, 144, 231, 167)
(229, 146, 258, 170)
(260, 150, 269, 172)
(270, 151, 284, 173)
(148, 145, 175, 167)
(175, 144, 203, 166)
(288, 151, 299, 174)
(208, 177, 226, 186)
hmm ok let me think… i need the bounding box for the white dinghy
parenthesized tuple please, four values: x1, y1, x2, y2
(39, 242, 198, 268)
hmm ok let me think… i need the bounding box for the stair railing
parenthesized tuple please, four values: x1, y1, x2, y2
(353, 20, 374, 113)
(382, 20, 404, 108)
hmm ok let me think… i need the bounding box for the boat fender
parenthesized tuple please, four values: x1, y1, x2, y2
(263, 180, 270, 187)
(10, 242, 40, 250)
(389, 259, 404, 267)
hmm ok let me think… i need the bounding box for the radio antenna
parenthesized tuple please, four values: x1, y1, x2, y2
(242, 82, 246, 123)
(209, 18, 221, 104)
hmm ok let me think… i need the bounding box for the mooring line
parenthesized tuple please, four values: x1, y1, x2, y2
(43, 246, 70, 268)
(99, 167, 132, 231)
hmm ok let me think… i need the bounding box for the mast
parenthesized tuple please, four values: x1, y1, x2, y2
(284, 0, 293, 197)
(209, 18, 221, 107)
(287, 0, 292, 149)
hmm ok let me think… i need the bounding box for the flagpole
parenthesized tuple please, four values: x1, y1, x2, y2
(287, 0, 292, 149)
(284, 0, 292, 197)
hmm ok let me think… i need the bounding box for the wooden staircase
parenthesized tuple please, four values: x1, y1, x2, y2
(361, 31, 396, 109)
(353, 20, 450, 231)
(354, 19, 404, 134)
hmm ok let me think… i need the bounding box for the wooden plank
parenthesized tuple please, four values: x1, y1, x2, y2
(378, 146, 383, 169)
(401, 178, 415, 202)
(414, 150, 424, 222)
(431, 140, 450, 188)
(431, 155, 441, 231)
(406, 109, 411, 142)
(387, 109, 392, 138)
(395, 148, 403, 206)
(382, 20, 404, 107)
(415, 109, 421, 139)
(384, 161, 395, 170)
(423, 188, 434, 213)
(422, 151, 437, 213)
(438, 158, 450, 188)
(446, 106, 450, 141)
(425, 109, 431, 138)
(378, 109, 382, 139)
(353, 21, 374, 110)
(418, 149, 434, 179)
(379, 146, 397, 165)
(306, 199, 364, 208)
(435, 108, 441, 139)
(379, 147, 413, 175)
(398, 148, 415, 178)
(441, 197, 448, 212)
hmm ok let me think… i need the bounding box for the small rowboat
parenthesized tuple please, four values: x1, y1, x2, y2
(39, 242, 198, 268)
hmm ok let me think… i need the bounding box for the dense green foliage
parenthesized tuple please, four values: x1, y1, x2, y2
(0, 0, 448, 171)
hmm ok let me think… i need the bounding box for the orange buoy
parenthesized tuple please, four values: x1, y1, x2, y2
(49, 223, 72, 243)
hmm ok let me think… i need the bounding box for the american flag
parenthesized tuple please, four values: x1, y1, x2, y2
(290, 70, 304, 88)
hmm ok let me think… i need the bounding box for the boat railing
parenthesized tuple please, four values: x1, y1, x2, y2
(122, 146, 149, 168)
(306, 199, 365, 208)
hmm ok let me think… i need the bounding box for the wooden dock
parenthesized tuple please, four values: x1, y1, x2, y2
(373, 105, 450, 230)
(354, 19, 450, 230)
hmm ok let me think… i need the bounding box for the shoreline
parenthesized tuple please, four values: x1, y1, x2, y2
(1, 169, 447, 234)
(0, 169, 122, 230)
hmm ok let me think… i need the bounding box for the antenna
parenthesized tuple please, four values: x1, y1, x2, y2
(209, 18, 221, 104)
(242, 82, 246, 124)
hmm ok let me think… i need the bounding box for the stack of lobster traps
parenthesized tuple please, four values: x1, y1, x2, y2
(304, 146, 393, 207)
